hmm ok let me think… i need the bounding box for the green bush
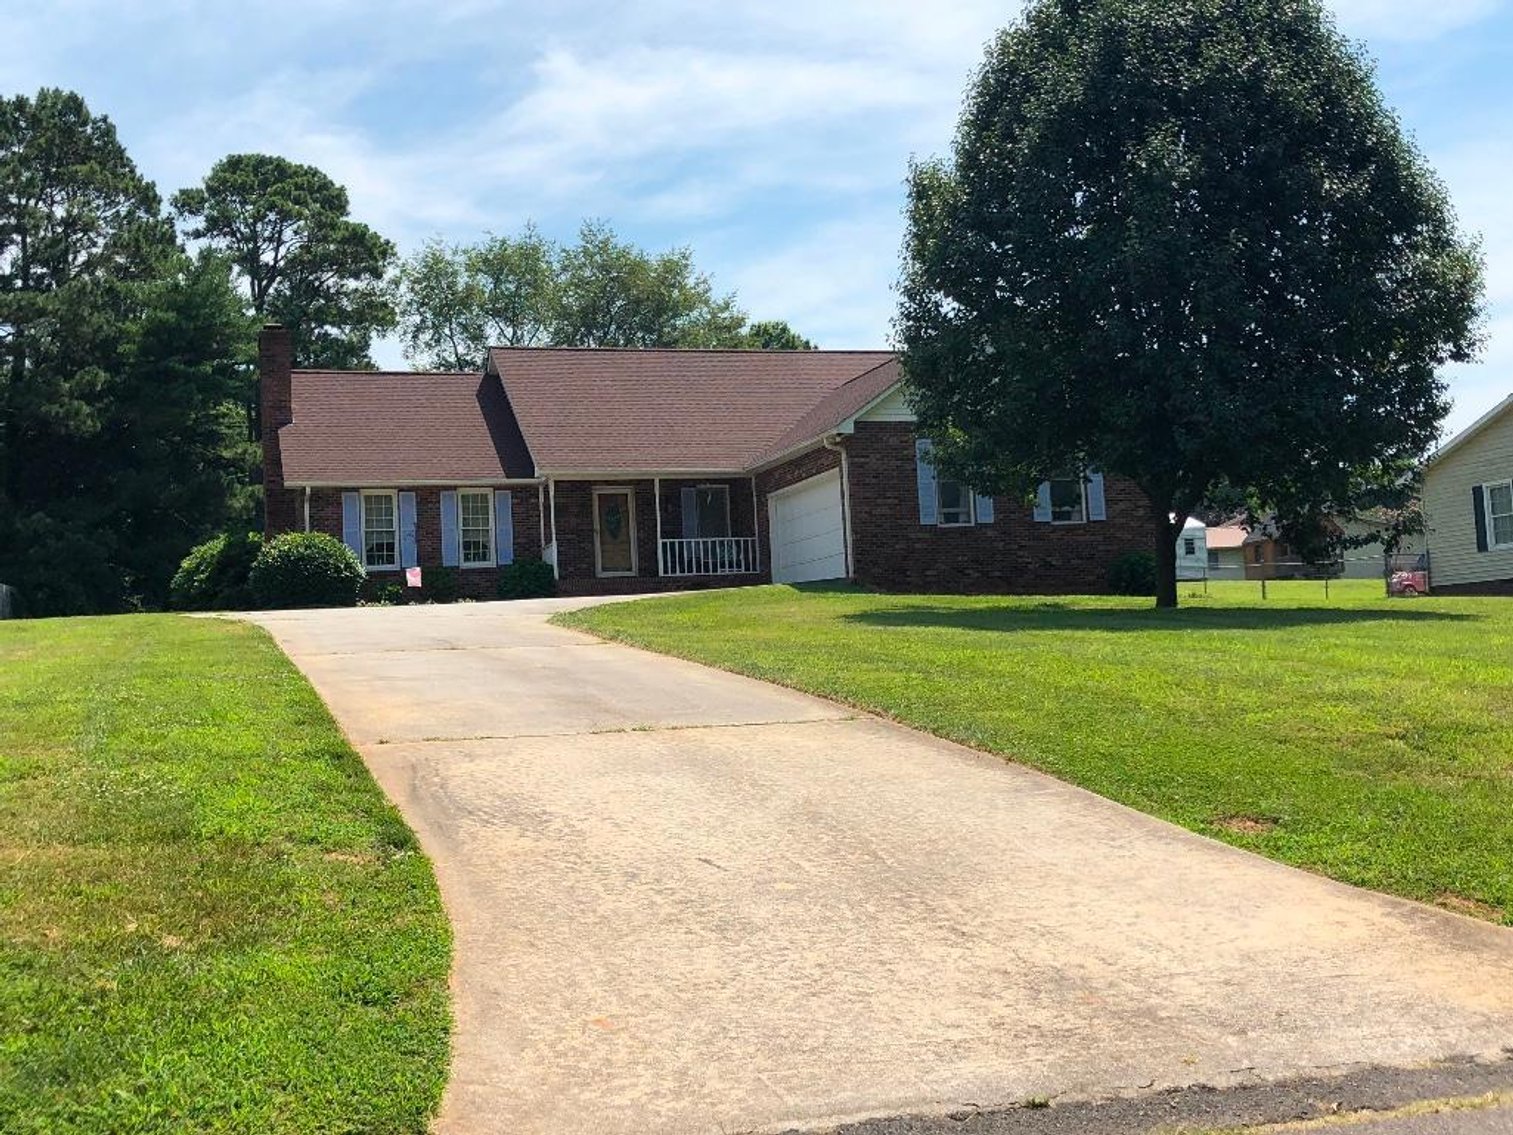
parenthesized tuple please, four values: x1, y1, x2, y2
(424, 566, 460, 604)
(1108, 551, 1157, 596)
(169, 532, 263, 611)
(497, 558, 555, 600)
(249, 532, 365, 610)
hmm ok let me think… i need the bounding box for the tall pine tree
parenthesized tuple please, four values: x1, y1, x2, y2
(0, 89, 254, 614)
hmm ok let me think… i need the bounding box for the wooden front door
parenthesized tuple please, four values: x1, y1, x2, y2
(594, 488, 636, 576)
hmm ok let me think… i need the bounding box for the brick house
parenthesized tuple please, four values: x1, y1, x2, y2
(259, 324, 1155, 598)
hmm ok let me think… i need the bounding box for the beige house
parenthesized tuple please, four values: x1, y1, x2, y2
(1423, 393, 1513, 595)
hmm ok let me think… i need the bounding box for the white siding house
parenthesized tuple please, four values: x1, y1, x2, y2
(1423, 394, 1513, 593)
(1176, 517, 1208, 580)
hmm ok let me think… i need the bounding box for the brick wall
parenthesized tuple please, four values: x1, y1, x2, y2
(753, 445, 842, 573)
(842, 422, 1156, 594)
(303, 486, 544, 601)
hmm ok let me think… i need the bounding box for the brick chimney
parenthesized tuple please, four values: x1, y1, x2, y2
(258, 324, 298, 537)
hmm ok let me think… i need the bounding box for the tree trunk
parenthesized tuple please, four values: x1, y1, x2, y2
(1154, 510, 1179, 609)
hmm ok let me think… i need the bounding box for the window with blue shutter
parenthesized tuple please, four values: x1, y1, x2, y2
(915, 438, 938, 525)
(495, 490, 515, 565)
(440, 491, 461, 567)
(398, 492, 418, 568)
(341, 492, 363, 559)
(1087, 472, 1108, 522)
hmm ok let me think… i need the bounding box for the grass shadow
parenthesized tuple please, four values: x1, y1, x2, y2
(842, 603, 1478, 634)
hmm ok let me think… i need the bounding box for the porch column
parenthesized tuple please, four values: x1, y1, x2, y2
(654, 477, 664, 576)
(750, 476, 761, 574)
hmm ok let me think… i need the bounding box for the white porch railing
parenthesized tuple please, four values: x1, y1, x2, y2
(659, 537, 760, 577)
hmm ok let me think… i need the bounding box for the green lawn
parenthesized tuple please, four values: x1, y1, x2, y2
(559, 579, 1513, 924)
(0, 615, 451, 1134)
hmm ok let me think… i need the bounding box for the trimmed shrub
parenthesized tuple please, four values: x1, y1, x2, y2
(170, 532, 263, 611)
(1108, 551, 1157, 596)
(249, 532, 365, 610)
(423, 566, 460, 604)
(497, 558, 555, 600)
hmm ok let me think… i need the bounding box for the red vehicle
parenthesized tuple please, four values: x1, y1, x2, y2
(1389, 554, 1430, 597)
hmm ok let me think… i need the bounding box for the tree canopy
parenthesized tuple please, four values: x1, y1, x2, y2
(395, 220, 812, 368)
(898, 0, 1483, 606)
(0, 89, 255, 615)
(173, 154, 395, 369)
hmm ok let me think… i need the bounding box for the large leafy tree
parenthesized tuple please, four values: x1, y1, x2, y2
(741, 320, 816, 351)
(396, 220, 811, 367)
(173, 154, 395, 369)
(553, 221, 748, 348)
(899, 0, 1483, 607)
(0, 89, 255, 615)
(395, 227, 558, 369)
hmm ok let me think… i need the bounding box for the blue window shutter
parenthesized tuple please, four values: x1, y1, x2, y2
(915, 438, 938, 525)
(398, 492, 418, 568)
(974, 492, 995, 524)
(681, 487, 699, 538)
(440, 491, 460, 567)
(1033, 482, 1052, 522)
(1087, 472, 1108, 522)
(341, 492, 363, 559)
(1473, 485, 1489, 553)
(495, 490, 514, 565)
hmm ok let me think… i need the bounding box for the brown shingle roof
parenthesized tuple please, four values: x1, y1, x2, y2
(488, 347, 898, 473)
(278, 370, 534, 485)
(753, 357, 902, 466)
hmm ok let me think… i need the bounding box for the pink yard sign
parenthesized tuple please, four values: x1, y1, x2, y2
(406, 567, 423, 589)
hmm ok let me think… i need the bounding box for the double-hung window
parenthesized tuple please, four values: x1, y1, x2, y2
(1048, 478, 1086, 524)
(362, 491, 398, 570)
(936, 478, 974, 527)
(1488, 480, 1513, 548)
(458, 489, 495, 566)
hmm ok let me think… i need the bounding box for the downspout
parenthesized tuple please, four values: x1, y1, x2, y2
(303, 486, 311, 533)
(537, 481, 546, 560)
(548, 478, 560, 581)
(823, 435, 854, 580)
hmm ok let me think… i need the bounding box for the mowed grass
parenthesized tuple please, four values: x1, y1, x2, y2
(560, 579, 1513, 924)
(0, 615, 451, 1134)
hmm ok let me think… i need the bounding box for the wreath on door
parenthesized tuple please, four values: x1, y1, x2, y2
(603, 500, 624, 539)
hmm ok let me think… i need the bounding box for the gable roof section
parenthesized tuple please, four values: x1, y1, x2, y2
(1428, 393, 1513, 467)
(751, 357, 904, 467)
(488, 347, 898, 474)
(278, 370, 534, 485)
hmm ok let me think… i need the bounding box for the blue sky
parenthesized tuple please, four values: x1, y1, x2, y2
(4, 0, 1510, 438)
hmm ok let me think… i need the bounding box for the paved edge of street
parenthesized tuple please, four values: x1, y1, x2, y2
(785, 1054, 1513, 1135)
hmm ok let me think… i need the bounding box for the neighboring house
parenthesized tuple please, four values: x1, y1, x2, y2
(1176, 517, 1208, 580)
(1205, 526, 1248, 579)
(1332, 516, 1395, 580)
(258, 325, 1155, 598)
(1422, 393, 1513, 595)
(1242, 524, 1326, 581)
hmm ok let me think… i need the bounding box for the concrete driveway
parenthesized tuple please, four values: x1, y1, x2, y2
(242, 598, 1513, 1135)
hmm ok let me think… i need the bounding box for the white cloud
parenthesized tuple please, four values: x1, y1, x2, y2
(6, 0, 1510, 422)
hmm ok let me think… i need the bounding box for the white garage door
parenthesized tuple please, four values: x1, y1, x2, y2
(769, 469, 847, 584)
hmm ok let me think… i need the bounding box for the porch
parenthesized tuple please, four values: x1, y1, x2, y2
(547, 476, 767, 586)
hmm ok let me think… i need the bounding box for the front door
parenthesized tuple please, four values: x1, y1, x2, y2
(594, 488, 637, 576)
